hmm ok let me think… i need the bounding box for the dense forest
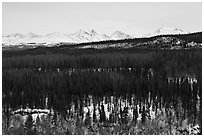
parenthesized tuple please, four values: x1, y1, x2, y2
(2, 47, 202, 135)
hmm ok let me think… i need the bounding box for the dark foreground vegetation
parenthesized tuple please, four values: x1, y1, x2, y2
(2, 47, 202, 135)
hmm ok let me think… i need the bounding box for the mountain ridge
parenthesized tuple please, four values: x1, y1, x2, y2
(3, 30, 132, 46)
(2, 27, 199, 48)
(2, 32, 202, 50)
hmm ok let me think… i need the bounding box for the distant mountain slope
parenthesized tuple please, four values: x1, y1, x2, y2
(144, 27, 187, 37)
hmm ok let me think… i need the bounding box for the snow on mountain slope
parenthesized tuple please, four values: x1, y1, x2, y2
(24, 32, 38, 38)
(110, 31, 132, 40)
(3, 30, 132, 46)
(101, 34, 110, 40)
(144, 27, 188, 37)
(89, 29, 106, 41)
(44, 32, 74, 43)
(3, 33, 26, 45)
(69, 30, 91, 42)
(4, 33, 24, 39)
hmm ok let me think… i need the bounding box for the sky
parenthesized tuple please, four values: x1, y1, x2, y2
(2, 2, 202, 36)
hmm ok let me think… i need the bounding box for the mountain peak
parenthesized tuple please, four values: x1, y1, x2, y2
(111, 31, 132, 40)
(25, 32, 38, 38)
(89, 29, 98, 36)
(46, 32, 64, 37)
(112, 31, 124, 35)
(78, 30, 88, 34)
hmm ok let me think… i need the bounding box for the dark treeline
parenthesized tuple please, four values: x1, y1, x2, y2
(3, 47, 156, 57)
(3, 52, 153, 69)
(3, 49, 201, 75)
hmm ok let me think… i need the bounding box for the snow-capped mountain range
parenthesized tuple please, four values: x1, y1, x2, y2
(2, 27, 189, 46)
(2, 30, 132, 46)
